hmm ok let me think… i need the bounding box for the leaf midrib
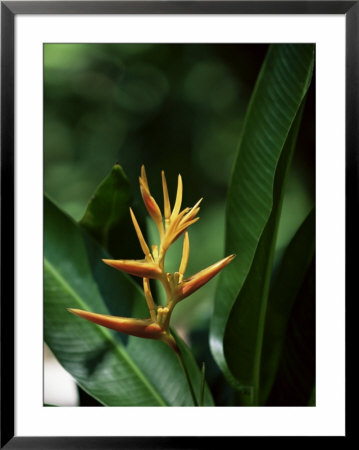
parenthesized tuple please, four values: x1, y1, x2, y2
(44, 257, 167, 406)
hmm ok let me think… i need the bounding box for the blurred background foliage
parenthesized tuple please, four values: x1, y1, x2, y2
(44, 44, 315, 401)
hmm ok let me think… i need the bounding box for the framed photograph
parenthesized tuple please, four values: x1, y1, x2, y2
(1, 1, 351, 447)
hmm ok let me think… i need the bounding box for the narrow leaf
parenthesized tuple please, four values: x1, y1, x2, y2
(225, 100, 307, 405)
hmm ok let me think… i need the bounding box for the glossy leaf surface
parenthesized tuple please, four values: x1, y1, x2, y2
(210, 44, 314, 403)
(44, 195, 213, 406)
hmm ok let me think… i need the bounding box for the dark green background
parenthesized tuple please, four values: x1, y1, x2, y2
(44, 43, 314, 338)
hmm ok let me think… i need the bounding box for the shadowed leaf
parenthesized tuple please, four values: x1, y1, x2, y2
(210, 44, 314, 404)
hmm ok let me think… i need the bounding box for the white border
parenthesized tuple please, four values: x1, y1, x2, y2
(15, 14, 346, 436)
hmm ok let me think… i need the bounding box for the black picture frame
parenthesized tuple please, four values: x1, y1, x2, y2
(1, 1, 352, 447)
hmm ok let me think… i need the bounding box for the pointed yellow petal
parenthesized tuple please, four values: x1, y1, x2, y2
(161, 170, 171, 222)
(171, 217, 200, 244)
(164, 207, 189, 237)
(179, 198, 202, 226)
(139, 178, 164, 236)
(177, 254, 236, 300)
(102, 258, 162, 279)
(68, 308, 163, 339)
(129, 208, 151, 258)
(179, 231, 190, 276)
(188, 198, 203, 216)
(140, 179, 163, 220)
(170, 174, 183, 220)
(140, 164, 148, 187)
(171, 207, 190, 228)
(143, 277, 157, 321)
(180, 209, 200, 229)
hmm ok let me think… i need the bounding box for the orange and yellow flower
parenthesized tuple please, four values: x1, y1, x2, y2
(69, 166, 235, 352)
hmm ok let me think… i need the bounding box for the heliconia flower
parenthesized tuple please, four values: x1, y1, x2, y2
(177, 254, 236, 301)
(102, 258, 162, 279)
(67, 308, 179, 353)
(68, 165, 234, 356)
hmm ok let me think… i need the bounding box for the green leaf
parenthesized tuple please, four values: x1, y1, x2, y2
(265, 259, 315, 406)
(210, 44, 314, 404)
(79, 163, 137, 258)
(260, 209, 315, 404)
(225, 102, 306, 405)
(44, 195, 214, 406)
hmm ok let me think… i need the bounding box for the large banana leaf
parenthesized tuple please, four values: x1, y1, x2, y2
(223, 101, 306, 405)
(210, 44, 314, 404)
(44, 195, 214, 406)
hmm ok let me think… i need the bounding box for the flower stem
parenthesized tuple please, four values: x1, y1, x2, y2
(176, 349, 199, 406)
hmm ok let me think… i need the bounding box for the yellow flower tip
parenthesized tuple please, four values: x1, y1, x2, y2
(141, 186, 162, 222)
(171, 174, 183, 219)
(128, 208, 151, 258)
(171, 217, 200, 245)
(177, 254, 236, 301)
(195, 197, 204, 207)
(161, 170, 171, 220)
(140, 165, 148, 184)
(102, 258, 162, 279)
(138, 172, 163, 229)
(67, 308, 164, 339)
(183, 198, 202, 222)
